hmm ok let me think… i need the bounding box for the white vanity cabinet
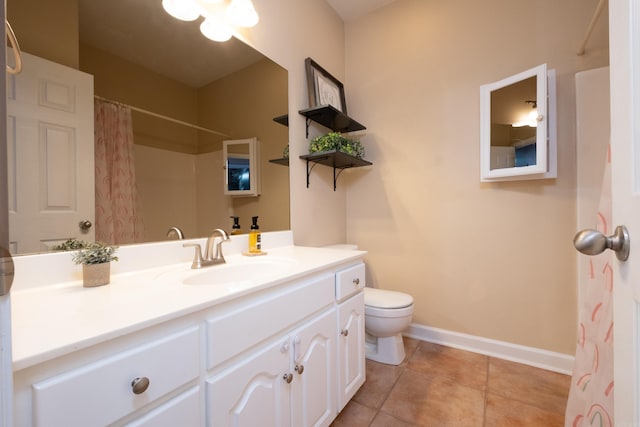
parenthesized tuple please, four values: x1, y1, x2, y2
(12, 254, 366, 427)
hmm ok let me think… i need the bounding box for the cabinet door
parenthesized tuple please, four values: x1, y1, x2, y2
(337, 291, 365, 411)
(206, 338, 290, 427)
(290, 309, 337, 427)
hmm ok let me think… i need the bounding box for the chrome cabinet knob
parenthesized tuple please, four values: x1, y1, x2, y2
(295, 364, 304, 375)
(341, 329, 349, 337)
(131, 377, 150, 394)
(353, 278, 360, 286)
(283, 373, 293, 383)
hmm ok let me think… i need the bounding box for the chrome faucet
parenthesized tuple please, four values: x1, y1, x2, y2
(183, 228, 231, 269)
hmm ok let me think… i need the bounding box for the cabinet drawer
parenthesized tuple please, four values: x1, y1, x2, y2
(336, 263, 365, 301)
(32, 327, 200, 427)
(126, 386, 201, 427)
(206, 273, 334, 369)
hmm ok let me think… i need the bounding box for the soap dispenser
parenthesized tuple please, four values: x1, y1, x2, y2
(248, 216, 261, 253)
(229, 216, 242, 235)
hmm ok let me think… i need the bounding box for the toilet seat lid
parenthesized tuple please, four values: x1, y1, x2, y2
(364, 287, 413, 309)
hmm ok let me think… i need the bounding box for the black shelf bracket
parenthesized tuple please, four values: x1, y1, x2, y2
(299, 151, 372, 191)
(304, 156, 326, 188)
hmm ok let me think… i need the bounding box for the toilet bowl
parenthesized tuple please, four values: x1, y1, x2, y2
(322, 244, 414, 365)
(364, 287, 414, 365)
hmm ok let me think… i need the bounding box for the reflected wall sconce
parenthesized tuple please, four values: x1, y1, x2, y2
(512, 100, 540, 128)
(162, 0, 259, 42)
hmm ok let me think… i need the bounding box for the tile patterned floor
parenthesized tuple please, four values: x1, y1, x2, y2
(331, 338, 571, 427)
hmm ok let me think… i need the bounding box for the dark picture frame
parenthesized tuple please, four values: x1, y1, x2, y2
(305, 57, 348, 114)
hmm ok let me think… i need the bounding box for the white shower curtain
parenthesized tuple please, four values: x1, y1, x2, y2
(94, 98, 145, 244)
(565, 147, 613, 427)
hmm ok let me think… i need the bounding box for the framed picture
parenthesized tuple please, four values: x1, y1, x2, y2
(305, 57, 348, 114)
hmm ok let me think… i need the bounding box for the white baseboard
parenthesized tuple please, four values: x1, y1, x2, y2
(404, 323, 575, 375)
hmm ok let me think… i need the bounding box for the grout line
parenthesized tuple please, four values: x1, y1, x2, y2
(482, 356, 491, 427)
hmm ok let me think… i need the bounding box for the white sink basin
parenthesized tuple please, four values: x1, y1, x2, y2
(155, 257, 299, 286)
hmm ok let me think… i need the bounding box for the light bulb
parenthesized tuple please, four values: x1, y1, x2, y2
(162, 0, 200, 21)
(226, 0, 259, 27)
(200, 17, 233, 42)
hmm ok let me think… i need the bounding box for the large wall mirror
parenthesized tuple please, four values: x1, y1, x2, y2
(7, 0, 290, 255)
(480, 63, 557, 182)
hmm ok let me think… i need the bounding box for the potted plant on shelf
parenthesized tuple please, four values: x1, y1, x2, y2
(70, 241, 119, 288)
(309, 132, 365, 159)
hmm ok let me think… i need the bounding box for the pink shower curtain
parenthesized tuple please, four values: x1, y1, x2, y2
(94, 99, 145, 245)
(565, 147, 613, 427)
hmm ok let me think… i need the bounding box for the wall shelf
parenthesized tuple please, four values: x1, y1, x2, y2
(299, 105, 366, 137)
(273, 114, 288, 127)
(299, 150, 372, 191)
(268, 157, 289, 166)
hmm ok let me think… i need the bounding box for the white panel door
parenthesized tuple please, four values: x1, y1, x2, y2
(206, 337, 291, 427)
(610, 0, 640, 424)
(7, 52, 94, 254)
(290, 309, 336, 427)
(337, 292, 365, 412)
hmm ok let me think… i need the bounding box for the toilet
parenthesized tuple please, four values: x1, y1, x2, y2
(323, 244, 414, 365)
(364, 287, 414, 365)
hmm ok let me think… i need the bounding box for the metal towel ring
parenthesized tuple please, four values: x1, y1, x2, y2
(6, 20, 22, 75)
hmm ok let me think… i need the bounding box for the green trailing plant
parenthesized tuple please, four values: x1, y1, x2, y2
(309, 132, 365, 159)
(53, 238, 90, 251)
(71, 241, 119, 265)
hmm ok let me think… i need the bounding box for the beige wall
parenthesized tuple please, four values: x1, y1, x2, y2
(342, 0, 609, 354)
(236, 0, 348, 246)
(197, 59, 290, 235)
(8, 0, 79, 68)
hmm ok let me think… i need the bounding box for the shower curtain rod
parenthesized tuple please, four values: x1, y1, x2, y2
(94, 95, 229, 137)
(577, 0, 606, 55)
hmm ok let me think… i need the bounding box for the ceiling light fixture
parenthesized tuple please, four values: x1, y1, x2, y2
(162, 0, 259, 42)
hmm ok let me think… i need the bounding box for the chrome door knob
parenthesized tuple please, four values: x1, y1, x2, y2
(573, 225, 630, 261)
(79, 220, 93, 230)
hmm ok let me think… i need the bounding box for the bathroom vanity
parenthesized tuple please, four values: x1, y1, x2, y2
(10, 232, 366, 426)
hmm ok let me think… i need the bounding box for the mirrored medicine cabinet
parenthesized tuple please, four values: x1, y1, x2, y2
(480, 64, 557, 182)
(223, 138, 261, 197)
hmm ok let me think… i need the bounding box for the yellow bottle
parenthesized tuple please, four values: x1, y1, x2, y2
(248, 216, 261, 253)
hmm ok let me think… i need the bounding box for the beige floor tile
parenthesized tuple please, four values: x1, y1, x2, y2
(485, 393, 566, 426)
(331, 400, 378, 427)
(406, 342, 489, 391)
(380, 370, 485, 426)
(371, 411, 417, 427)
(353, 360, 405, 409)
(488, 357, 570, 414)
(402, 336, 421, 362)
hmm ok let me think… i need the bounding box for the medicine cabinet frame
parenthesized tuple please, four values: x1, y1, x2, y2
(223, 137, 261, 197)
(479, 63, 557, 182)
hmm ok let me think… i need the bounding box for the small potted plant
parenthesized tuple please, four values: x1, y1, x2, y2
(70, 241, 119, 288)
(309, 132, 365, 159)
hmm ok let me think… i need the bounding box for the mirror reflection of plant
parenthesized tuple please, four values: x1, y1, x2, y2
(53, 238, 90, 251)
(309, 132, 365, 159)
(70, 241, 119, 265)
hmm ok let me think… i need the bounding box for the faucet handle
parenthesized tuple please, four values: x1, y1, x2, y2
(183, 243, 204, 269)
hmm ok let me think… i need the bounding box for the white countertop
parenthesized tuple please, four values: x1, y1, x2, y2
(10, 232, 365, 371)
